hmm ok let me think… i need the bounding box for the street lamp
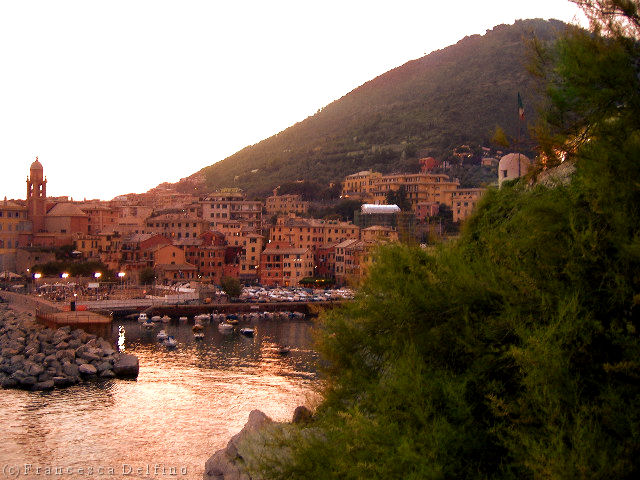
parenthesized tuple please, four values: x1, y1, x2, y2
(94, 272, 102, 279)
(118, 271, 126, 289)
(61, 272, 69, 279)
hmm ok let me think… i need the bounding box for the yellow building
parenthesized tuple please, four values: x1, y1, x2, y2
(360, 225, 399, 243)
(78, 203, 119, 234)
(145, 213, 209, 240)
(0, 200, 31, 272)
(115, 205, 153, 236)
(334, 239, 377, 287)
(448, 188, 485, 222)
(265, 192, 309, 215)
(201, 190, 262, 233)
(370, 172, 460, 206)
(269, 216, 360, 253)
(153, 244, 197, 284)
(342, 168, 486, 223)
(259, 241, 314, 287)
(341, 170, 383, 200)
(225, 230, 265, 282)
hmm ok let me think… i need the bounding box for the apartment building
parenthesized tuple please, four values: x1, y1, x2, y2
(79, 204, 119, 234)
(0, 200, 31, 272)
(144, 213, 209, 240)
(448, 188, 485, 222)
(341, 170, 382, 200)
(259, 241, 313, 287)
(201, 190, 262, 233)
(265, 192, 309, 216)
(269, 216, 360, 254)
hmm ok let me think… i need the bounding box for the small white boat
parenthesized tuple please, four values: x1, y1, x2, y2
(151, 315, 162, 322)
(240, 327, 254, 337)
(157, 330, 168, 341)
(138, 313, 149, 323)
(194, 332, 205, 340)
(179, 316, 188, 323)
(195, 313, 210, 324)
(161, 315, 171, 323)
(163, 336, 177, 348)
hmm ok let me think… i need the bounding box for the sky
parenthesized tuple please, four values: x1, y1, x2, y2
(0, 1, 585, 202)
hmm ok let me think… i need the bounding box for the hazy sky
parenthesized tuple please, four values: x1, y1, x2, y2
(0, 1, 584, 201)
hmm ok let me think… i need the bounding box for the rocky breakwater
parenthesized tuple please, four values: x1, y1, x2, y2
(0, 303, 138, 391)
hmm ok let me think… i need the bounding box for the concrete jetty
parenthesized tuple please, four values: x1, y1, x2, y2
(36, 309, 112, 339)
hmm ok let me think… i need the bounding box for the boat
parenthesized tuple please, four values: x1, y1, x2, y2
(195, 313, 210, 323)
(142, 320, 156, 330)
(277, 346, 291, 355)
(225, 317, 239, 325)
(161, 315, 171, 323)
(163, 336, 177, 348)
(157, 330, 168, 341)
(194, 332, 205, 340)
(218, 322, 234, 332)
(240, 327, 254, 337)
(137, 313, 149, 323)
(192, 323, 204, 332)
(178, 316, 188, 323)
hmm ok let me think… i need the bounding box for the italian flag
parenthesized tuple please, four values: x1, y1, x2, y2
(518, 92, 525, 121)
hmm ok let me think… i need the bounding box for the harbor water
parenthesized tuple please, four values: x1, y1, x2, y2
(0, 317, 319, 479)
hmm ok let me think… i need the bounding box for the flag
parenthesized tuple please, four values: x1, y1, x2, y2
(518, 92, 525, 121)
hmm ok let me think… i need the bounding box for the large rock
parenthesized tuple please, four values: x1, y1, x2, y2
(113, 354, 139, 379)
(32, 380, 55, 391)
(78, 363, 98, 376)
(204, 410, 273, 480)
(292, 405, 313, 424)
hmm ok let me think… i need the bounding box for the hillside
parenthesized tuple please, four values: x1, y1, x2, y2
(184, 19, 567, 198)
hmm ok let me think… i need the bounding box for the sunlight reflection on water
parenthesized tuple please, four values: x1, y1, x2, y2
(0, 319, 319, 479)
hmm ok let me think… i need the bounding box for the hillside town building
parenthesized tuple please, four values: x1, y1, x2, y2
(3, 156, 486, 287)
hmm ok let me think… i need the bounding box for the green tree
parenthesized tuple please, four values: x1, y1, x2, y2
(220, 276, 242, 298)
(385, 185, 411, 211)
(139, 267, 156, 285)
(249, 4, 640, 479)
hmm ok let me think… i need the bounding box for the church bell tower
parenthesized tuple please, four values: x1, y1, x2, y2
(26, 156, 47, 233)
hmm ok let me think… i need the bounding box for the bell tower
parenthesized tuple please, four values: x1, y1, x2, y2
(26, 156, 47, 233)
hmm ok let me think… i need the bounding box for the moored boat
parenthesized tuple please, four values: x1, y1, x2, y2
(218, 322, 234, 333)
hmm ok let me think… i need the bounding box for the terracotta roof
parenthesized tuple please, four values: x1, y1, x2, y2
(46, 203, 87, 217)
(1, 200, 26, 210)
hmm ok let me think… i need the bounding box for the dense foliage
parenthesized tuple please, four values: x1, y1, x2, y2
(220, 276, 242, 298)
(247, 4, 640, 478)
(191, 19, 562, 198)
(31, 261, 111, 280)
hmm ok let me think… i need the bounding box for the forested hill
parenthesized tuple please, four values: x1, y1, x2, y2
(183, 18, 566, 198)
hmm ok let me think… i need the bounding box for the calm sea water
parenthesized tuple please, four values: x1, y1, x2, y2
(0, 318, 319, 479)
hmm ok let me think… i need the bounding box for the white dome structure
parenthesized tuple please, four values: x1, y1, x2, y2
(498, 153, 531, 187)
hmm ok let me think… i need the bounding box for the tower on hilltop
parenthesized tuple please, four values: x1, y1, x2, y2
(26, 156, 47, 233)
